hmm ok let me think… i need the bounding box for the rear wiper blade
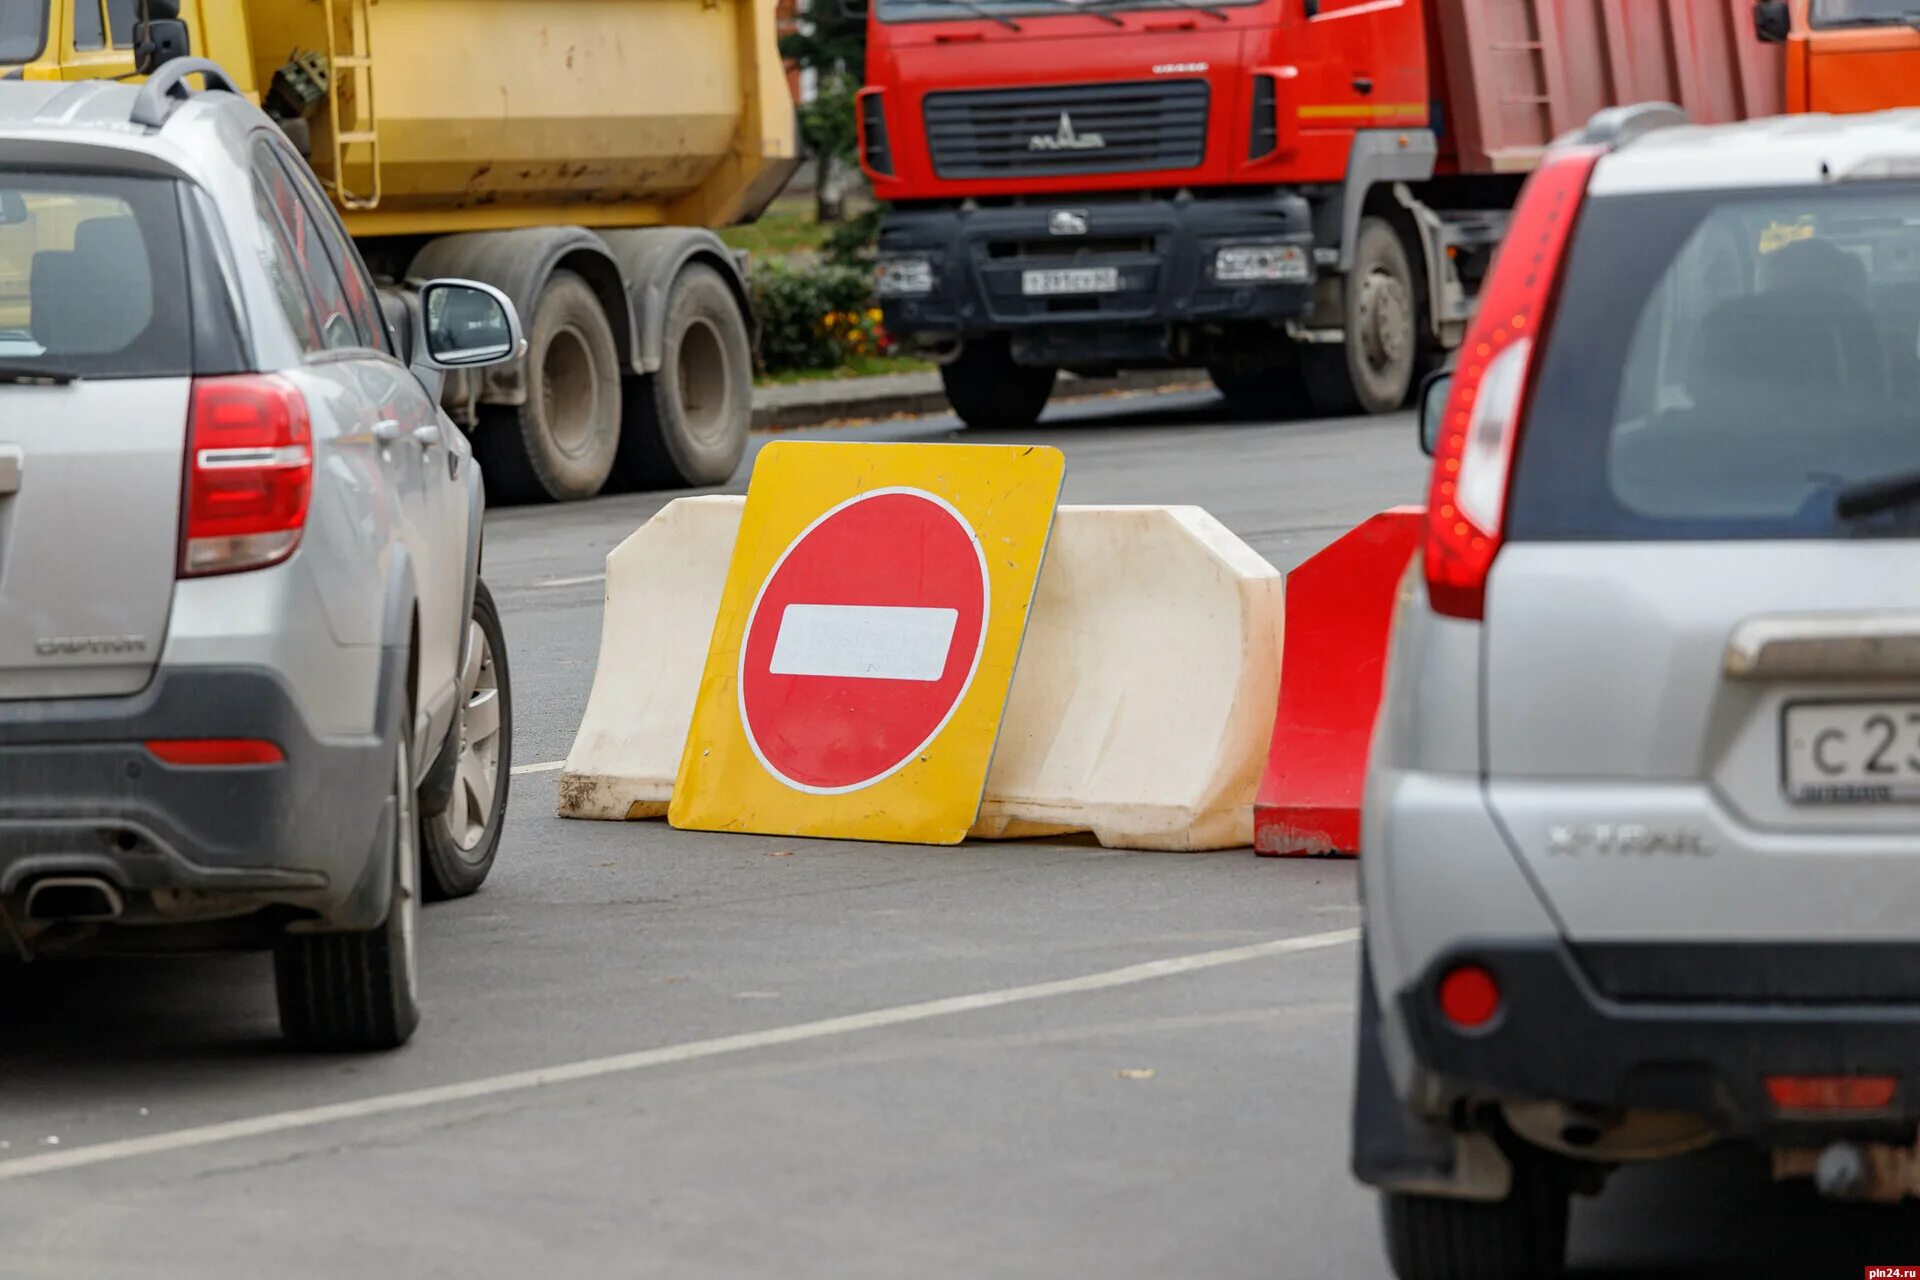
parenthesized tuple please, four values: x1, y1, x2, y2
(917, 0, 1023, 30)
(1834, 468, 1920, 520)
(0, 364, 79, 385)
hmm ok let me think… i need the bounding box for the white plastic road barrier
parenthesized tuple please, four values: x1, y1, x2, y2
(557, 496, 743, 821)
(559, 498, 1284, 850)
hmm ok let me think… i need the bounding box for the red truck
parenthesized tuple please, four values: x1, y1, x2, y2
(858, 0, 1785, 426)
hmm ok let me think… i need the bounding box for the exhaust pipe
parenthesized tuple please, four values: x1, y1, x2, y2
(24, 877, 125, 922)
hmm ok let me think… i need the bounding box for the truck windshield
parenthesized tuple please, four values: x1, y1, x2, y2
(877, 0, 1256, 20)
(1811, 0, 1920, 27)
(0, 0, 47, 62)
(1509, 185, 1920, 541)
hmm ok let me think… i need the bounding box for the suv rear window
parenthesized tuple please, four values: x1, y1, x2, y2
(1510, 184, 1920, 541)
(0, 171, 190, 378)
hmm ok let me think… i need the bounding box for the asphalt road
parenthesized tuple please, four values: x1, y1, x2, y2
(0, 389, 1911, 1278)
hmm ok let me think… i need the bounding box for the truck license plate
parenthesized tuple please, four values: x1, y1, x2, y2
(1783, 701, 1920, 802)
(1021, 267, 1120, 297)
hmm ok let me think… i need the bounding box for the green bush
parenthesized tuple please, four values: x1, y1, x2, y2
(750, 260, 881, 373)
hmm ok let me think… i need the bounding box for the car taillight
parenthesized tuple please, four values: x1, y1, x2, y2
(181, 374, 313, 578)
(1424, 146, 1601, 620)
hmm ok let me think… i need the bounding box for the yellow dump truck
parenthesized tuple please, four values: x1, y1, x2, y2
(2, 0, 798, 501)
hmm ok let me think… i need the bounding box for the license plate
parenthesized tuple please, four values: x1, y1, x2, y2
(1783, 701, 1920, 802)
(1021, 267, 1120, 297)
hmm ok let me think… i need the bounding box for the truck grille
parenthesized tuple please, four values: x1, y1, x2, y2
(923, 80, 1209, 180)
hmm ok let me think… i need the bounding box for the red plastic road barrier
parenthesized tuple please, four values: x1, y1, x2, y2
(1254, 507, 1424, 858)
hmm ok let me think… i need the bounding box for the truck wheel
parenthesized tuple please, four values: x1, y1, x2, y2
(941, 337, 1056, 429)
(472, 270, 621, 503)
(274, 727, 422, 1051)
(1381, 1174, 1570, 1280)
(420, 580, 510, 901)
(1207, 350, 1316, 420)
(1302, 217, 1420, 416)
(614, 264, 752, 490)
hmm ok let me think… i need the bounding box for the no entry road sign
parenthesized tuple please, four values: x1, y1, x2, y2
(671, 442, 1064, 844)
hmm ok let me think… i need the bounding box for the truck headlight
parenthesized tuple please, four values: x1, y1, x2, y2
(876, 257, 936, 297)
(1214, 244, 1309, 284)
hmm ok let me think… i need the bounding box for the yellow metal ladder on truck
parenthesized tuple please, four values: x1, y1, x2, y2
(322, 0, 381, 210)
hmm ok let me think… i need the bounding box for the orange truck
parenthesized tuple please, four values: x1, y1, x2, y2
(1755, 0, 1920, 112)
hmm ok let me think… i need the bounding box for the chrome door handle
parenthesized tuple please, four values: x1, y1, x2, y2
(0, 445, 20, 496)
(412, 424, 443, 448)
(372, 419, 403, 444)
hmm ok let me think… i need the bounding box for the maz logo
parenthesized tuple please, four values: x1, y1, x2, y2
(1153, 62, 1209, 74)
(1029, 113, 1107, 153)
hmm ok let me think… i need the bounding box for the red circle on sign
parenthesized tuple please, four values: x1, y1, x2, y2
(738, 488, 989, 794)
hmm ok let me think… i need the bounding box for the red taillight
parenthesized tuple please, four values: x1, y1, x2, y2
(1437, 963, 1502, 1030)
(181, 374, 313, 578)
(1424, 146, 1602, 620)
(145, 738, 285, 766)
(1765, 1075, 1898, 1114)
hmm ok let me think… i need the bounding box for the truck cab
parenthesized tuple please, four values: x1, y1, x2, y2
(1, 1, 257, 87)
(1757, 0, 1920, 116)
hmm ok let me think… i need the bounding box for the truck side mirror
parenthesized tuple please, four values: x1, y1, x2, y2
(1417, 368, 1451, 457)
(133, 0, 190, 74)
(1753, 1, 1791, 44)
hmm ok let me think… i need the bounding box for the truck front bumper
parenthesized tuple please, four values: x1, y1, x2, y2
(877, 191, 1316, 364)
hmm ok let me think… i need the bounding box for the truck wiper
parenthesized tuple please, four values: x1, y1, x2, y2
(1090, 0, 1231, 21)
(1817, 11, 1920, 27)
(0, 364, 79, 385)
(1834, 467, 1920, 521)
(917, 0, 1024, 30)
(1025, 0, 1128, 26)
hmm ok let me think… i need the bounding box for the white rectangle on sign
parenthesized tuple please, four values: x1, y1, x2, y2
(769, 605, 959, 682)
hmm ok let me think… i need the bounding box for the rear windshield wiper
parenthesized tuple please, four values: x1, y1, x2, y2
(0, 364, 79, 385)
(1834, 468, 1920, 521)
(914, 0, 1024, 30)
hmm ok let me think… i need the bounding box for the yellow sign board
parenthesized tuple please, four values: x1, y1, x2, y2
(671, 441, 1064, 844)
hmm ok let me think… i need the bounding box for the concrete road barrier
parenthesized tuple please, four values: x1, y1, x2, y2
(560, 498, 1284, 850)
(1253, 507, 1423, 857)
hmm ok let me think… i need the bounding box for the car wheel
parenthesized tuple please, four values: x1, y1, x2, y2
(613, 264, 752, 490)
(421, 579, 512, 900)
(472, 270, 622, 504)
(1381, 1168, 1570, 1280)
(940, 337, 1056, 429)
(274, 726, 422, 1051)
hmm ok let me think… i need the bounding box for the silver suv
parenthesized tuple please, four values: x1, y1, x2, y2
(1357, 105, 1920, 1276)
(0, 63, 520, 1050)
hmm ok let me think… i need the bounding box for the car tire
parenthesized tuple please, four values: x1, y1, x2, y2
(420, 580, 511, 901)
(472, 270, 621, 504)
(274, 727, 422, 1051)
(1302, 217, 1421, 417)
(612, 264, 752, 490)
(1381, 1168, 1570, 1280)
(940, 337, 1056, 429)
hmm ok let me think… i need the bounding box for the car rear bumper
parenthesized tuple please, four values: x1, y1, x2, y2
(0, 663, 398, 935)
(1397, 939, 1920, 1140)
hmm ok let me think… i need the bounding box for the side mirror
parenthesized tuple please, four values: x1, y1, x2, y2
(1753, 1, 1790, 44)
(416, 280, 525, 371)
(1417, 368, 1452, 457)
(133, 0, 190, 74)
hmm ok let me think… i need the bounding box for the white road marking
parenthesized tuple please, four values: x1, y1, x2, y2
(509, 760, 565, 776)
(534, 572, 607, 589)
(0, 928, 1357, 1183)
(769, 604, 959, 681)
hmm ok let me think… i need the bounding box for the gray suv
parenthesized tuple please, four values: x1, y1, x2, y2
(1356, 105, 1920, 1276)
(0, 63, 519, 1050)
